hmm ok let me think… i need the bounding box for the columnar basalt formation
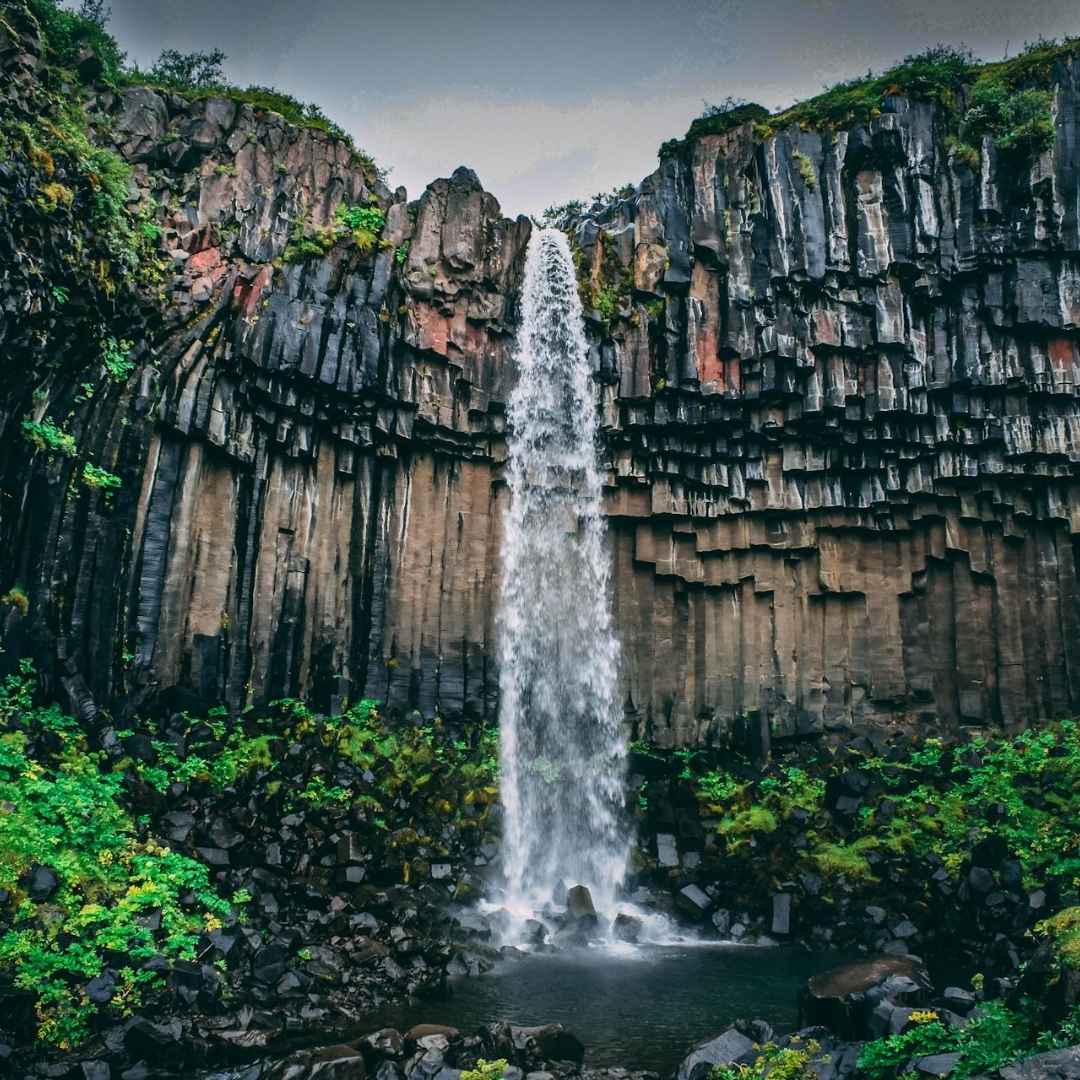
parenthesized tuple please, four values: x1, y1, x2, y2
(2, 3, 1080, 746)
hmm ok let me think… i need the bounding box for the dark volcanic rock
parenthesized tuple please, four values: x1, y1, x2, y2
(799, 955, 932, 1039)
(675, 1029, 757, 1080)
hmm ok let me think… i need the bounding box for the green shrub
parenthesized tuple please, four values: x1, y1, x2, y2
(1036, 907, 1080, 968)
(27, 0, 126, 85)
(101, 336, 134, 381)
(21, 418, 76, 458)
(713, 1037, 824, 1080)
(0, 664, 238, 1049)
(461, 1060, 507, 1080)
(146, 47, 226, 89)
(856, 1001, 1062, 1080)
(81, 463, 121, 491)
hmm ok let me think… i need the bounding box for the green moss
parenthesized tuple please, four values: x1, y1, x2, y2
(1036, 907, 1080, 969)
(662, 38, 1077, 168)
(810, 838, 879, 881)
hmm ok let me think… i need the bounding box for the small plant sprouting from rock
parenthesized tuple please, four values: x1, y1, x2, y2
(1, 586, 30, 616)
(461, 1059, 508, 1080)
(712, 1038, 824, 1080)
(21, 418, 77, 458)
(792, 149, 817, 190)
(101, 336, 134, 381)
(81, 463, 121, 491)
(283, 202, 386, 264)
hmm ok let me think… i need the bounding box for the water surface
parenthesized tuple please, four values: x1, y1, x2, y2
(361, 944, 844, 1075)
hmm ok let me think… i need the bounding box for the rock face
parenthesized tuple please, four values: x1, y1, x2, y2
(3, 2, 1080, 745)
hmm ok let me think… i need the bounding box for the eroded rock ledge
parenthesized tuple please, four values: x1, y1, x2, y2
(1, 5, 1079, 745)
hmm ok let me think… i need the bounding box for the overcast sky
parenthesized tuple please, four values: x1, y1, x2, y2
(106, 0, 1079, 218)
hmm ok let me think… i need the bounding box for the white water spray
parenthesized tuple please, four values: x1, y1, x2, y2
(497, 228, 628, 922)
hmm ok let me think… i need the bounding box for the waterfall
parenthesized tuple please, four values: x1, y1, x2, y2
(497, 227, 628, 922)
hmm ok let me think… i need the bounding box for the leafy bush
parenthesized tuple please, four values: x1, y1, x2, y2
(683, 98, 771, 144)
(147, 47, 226, 89)
(81, 463, 121, 491)
(101, 336, 134, 381)
(21, 418, 76, 458)
(0, 664, 238, 1049)
(28, 0, 126, 84)
(461, 1060, 507, 1080)
(283, 203, 386, 264)
(713, 1037, 824, 1080)
(1036, 907, 1080, 968)
(856, 1000, 1077, 1080)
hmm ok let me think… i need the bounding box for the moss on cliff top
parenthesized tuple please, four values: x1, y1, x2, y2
(661, 37, 1079, 158)
(26, 0, 381, 174)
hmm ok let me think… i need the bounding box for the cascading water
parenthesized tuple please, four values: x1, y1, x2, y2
(497, 227, 628, 925)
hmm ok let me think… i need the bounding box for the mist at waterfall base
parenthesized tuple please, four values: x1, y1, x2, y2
(495, 227, 631, 936)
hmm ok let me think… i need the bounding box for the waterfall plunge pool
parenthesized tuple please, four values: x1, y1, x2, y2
(357, 943, 849, 1075)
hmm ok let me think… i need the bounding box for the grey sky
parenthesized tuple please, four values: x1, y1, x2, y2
(107, 0, 1080, 217)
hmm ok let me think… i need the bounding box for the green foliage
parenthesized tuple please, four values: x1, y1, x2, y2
(461, 1059, 508, 1080)
(1036, 907, 1080, 969)
(146, 47, 226, 89)
(681, 98, 771, 145)
(792, 149, 817, 190)
(395, 243, 409, 266)
(712, 1037, 824, 1080)
(101, 336, 134, 380)
(1, 586, 30, 616)
(663, 38, 1077, 171)
(0, 663, 236, 1048)
(21, 417, 76, 458)
(81, 463, 121, 491)
(961, 76, 1055, 160)
(810, 837, 879, 881)
(856, 1001, 1076, 1080)
(283, 203, 385, 264)
(542, 198, 584, 224)
(28, 0, 126, 85)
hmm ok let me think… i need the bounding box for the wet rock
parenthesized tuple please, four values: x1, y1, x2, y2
(86, 972, 116, 1004)
(998, 1046, 1080, 1080)
(27, 864, 59, 900)
(675, 1029, 756, 1080)
(566, 885, 597, 920)
(676, 884, 711, 919)
(266, 1045, 367, 1080)
(914, 1053, 962, 1077)
(798, 955, 932, 1039)
(772, 893, 792, 935)
(656, 834, 679, 868)
(613, 913, 643, 943)
(123, 1017, 184, 1059)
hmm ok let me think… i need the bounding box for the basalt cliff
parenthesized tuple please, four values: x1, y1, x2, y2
(3, 5, 1080, 748)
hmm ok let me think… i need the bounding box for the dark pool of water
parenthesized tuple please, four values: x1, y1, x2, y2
(360, 944, 846, 1075)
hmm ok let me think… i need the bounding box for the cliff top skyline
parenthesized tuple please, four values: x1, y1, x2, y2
(108, 0, 1080, 217)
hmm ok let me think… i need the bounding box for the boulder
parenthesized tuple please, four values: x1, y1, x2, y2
(772, 893, 792, 935)
(613, 913, 643, 943)
(798, 955, 932, 1039)
(676, 884, 711, 919)
(566, 885, 597, 920)
(675, 1029, 756, 1080)
(266, 1045, 367, 1080)
(998, 1047, 1080, 1080)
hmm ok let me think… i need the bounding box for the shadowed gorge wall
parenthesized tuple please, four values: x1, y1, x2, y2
(2, 3, 1080, 746)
